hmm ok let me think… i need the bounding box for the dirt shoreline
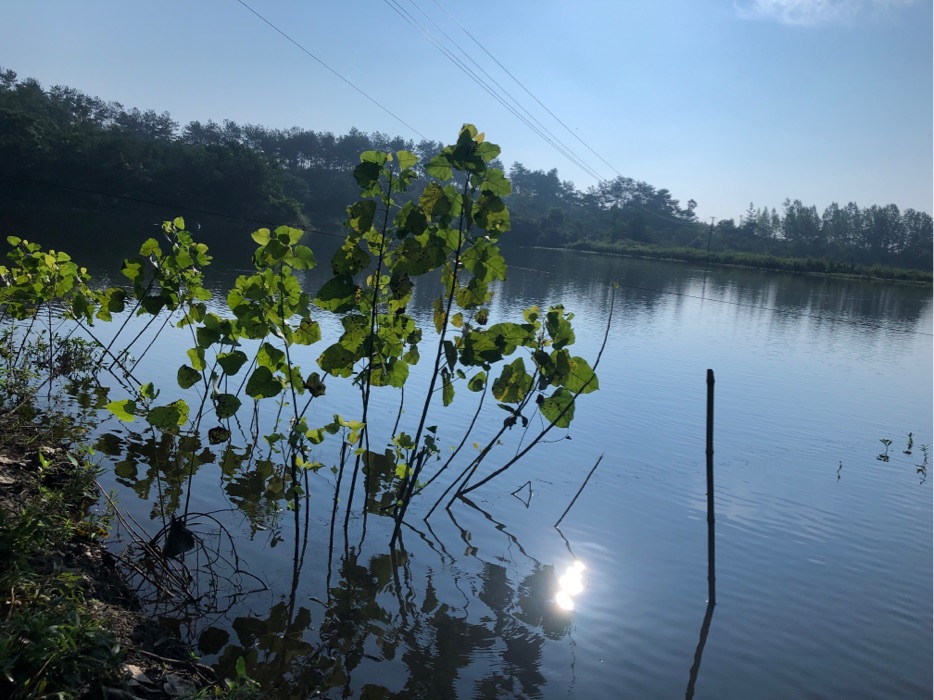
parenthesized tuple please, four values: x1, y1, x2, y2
(0, 415, 219, 699)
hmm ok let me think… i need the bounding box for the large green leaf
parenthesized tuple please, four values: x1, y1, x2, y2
(276, 225, 303, 245)
(314, 276, 357, 312)
(291, 244, 316, 269)
(475, 140, 501, 163)
(338, 314, 369, 353)
(396, 150, 418, 171)
(546, 306, 575, 349)
(370, 357, 409, 388)
(106, 399, 136, 422)
(473, 193, 510, 232)
(456, 278, 490, 309)
(196, 324, 220, 349)
(462, 238, 507, 283)
(245, 366, 282, 399)
(139, 238, 161, 257)
(492, 357, 532, 403)
(147, 400, 190, 431)
(396, 235, 446, 276)
(425, 155, 453, 181)
(214, 393, 242, 419)
(348, 200, 377, 235)
(177, 365, 200, 389)
(486, 322, 535, 353)
(318, 343, 357, 378)
(353, 161, 382, 194)
(293, 317, 321, 345)
(394, 201, 428, 237)
(563, 356, 599, 394)
(480, 167, 512, 196)
(257, 342, 285, 371)
(539, 388, 575, 429)
(360, 150, 389, 165)
(251, 228, 272, 246)
(418, 182, 451, 220)
(187, 346, 206, 371)
(217, 350, 248, 376)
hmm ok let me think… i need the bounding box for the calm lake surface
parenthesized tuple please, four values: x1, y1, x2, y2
(80, 242, 931, 699)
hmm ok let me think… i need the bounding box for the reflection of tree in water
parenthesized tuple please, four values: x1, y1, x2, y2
(208, 536, 571, 698)
(97, 397, 575, 697)
(98, 430, 216, 519)
(470, 561, 572, 699)
(219, 448, 290, 541)
(469, 249, 933, 343)
(100, 429, 290, 537)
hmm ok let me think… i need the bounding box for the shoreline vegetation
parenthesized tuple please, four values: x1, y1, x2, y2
(544, 240, 933, 284)
(1, 123, 601, 696)
(0, 406, 260, 699)
(0, 66, 930, 284)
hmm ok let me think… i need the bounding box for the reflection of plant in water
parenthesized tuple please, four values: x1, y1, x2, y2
(317, 549, 399, 690)
(207, 539, 571, 699)
(97, 430, 216, 520)
(877, 438, 892, 462)
(875, 434, 928, 484)
(0, 128, 611, 694)
(916, 445, 928, 484)
(100, 488, 266, 625)
(211, 549, 400, 696)
(221, 451, 290, 542)
(0, 327, 104, 417)
(1, 129, 608, 558)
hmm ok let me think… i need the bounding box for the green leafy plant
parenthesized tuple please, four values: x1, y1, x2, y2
(2, 125, 605, 549)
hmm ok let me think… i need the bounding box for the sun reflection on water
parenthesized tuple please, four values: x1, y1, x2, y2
(555, 560, 586, 611)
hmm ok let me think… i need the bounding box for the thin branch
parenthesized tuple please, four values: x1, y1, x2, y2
(459, 284, 616, 496)
(554, 453, 604, 528)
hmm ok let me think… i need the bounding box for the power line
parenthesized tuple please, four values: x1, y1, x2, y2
(430, 0, 624, 180)
(234, 0, 429, 142)
(393, 0, 605, 181)
(390, 2, 702, 225)
(236, 0, 707, 224)
(382, 0, 603, 181)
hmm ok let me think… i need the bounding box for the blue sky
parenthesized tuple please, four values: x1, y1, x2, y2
(2, 0, 931, 221)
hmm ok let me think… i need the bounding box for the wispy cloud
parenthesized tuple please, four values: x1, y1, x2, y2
(734, 0, 917, 26)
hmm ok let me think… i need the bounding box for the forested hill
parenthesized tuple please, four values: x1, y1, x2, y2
(0, 68, 930, 272)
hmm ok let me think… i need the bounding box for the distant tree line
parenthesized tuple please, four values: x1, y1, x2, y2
(0, 68, 930, 272)
(0, 69, 304, 228)
(503, 168, 931, 271)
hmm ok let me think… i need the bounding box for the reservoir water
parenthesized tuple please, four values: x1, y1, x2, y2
(79, 242, 932, 699)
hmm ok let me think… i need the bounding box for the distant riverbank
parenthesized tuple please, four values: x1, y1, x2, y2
(540, 240, 933, 284)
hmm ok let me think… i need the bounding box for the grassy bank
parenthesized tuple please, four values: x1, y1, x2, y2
(559, 239, 933, 284)
(0, 405, 260, 698)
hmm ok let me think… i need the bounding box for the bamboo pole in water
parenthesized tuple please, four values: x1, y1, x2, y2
(706, 369, 716, 605)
